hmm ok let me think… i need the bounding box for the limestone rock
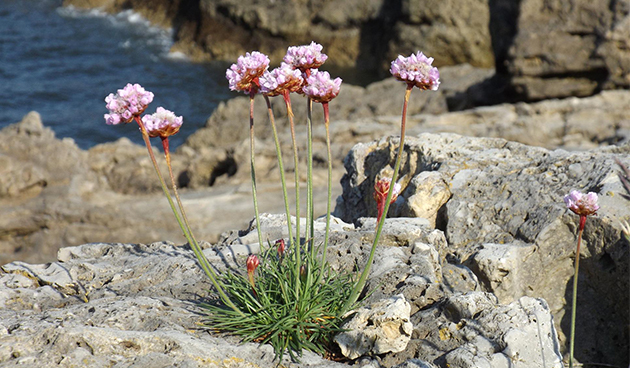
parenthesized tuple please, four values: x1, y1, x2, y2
(336, 132, 630, 366)
(489, 0, 630, 100)
(335, 294, 413, 359)
(399, 171, 451, 227)
(63, 0, 494, 74)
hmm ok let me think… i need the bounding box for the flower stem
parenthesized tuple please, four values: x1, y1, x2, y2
(263, 95, 294, 251)
(134, 117, 242, 316)
(283, 91, 301, 299)
(306, 97, 314, 252)
(283, 92, 300, 249)
(344, 85, 413, 310)
(249, 94, 264, 249)
(320, 102, 332, 269)
(569, 215, 586, 368)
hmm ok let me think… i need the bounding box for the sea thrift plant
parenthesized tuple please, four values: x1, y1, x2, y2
(103, 45, 440, 362)
(563, 190, 599, 368)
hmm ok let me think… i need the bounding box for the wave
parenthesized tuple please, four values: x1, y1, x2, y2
(57, 5, 174, 57)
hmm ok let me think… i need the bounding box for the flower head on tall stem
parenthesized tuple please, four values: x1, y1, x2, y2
(563, 189, 599, 368)
(283, 41, 328, 72)
(564, 190, 599, 218)
(374, 177, 402, 223)
(142, 107, 183, 139)
(260, 63, 304, 97)
(390, 51, 440, 91)
(104, 83, 154, 125)
(302, 70, 342, 103)
(226, 51, 270, 95)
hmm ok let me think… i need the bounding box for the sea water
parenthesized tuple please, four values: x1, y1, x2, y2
(0, 0, 235, 149)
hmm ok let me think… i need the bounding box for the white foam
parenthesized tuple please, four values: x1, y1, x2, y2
(57, 5, 174, 56)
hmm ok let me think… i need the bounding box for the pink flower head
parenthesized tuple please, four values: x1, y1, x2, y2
(302, 70, 342, 103)
(104, 83, 154, 125)
(390, 51, 440, 91)
(564, 190, 599, 217)
(374, 177, 402, 222)
(283, 42, 328, 72)
(275, 239, 286, 256)
(259, 63, 304, 96)
(142, 107, 183, 138)
(226, 51, 270, 95)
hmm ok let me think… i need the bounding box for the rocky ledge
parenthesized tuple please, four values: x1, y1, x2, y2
(1, 131, 628, 367)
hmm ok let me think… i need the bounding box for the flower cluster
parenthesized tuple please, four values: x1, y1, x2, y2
(564, 190, 599, 217)
(226, 51, 270, 94)
(302, 70, 342, 103)
(283, 41, 328, 72)
(104, 83, 154, 125)
(227, 43, 342, 101)
(390, 51, 440, 91)
(142, 107, 183, 138)
(259, 63, 304, 96)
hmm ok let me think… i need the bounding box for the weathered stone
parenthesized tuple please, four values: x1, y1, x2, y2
(63, 0, 494, 75)
(489, 0, 630, 100)
(399, 171, 451, 227)
(336, 132, 630, 366)
(443, 296, 563, 368)
(335, 294, 413, 359)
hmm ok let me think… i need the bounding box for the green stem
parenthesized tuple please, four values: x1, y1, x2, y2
(249, 94, 264, 249)
(283, 92, 301, 299)
(306, 97, 314, 254)
(344, 85, 412, 311)
(284, 93, 300, 248)
(134, 117, 242, 316)
(263, 95, 294, 251)
(321, 102, 332, 273)
(569, 215, 586, 368)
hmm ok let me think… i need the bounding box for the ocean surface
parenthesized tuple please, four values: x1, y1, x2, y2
(0, 0, 235, 149)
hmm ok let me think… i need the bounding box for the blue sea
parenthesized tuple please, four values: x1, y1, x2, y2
(0, 0, 235, 149)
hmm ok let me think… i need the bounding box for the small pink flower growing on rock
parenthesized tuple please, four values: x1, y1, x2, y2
(283, 42, 328, 72)
(302, 70, 342, 103)
(564, 190, 599, 217)
(226, 51, 270, 95)
(260, 63, 304, 96)
(104, 83, 154, 125)
(390, 51, 440, 91)
(142, 107, 183, 138)
(374, 178, 402, 222)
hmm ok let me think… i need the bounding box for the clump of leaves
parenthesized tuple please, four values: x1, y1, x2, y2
(201, 242, 355, 362)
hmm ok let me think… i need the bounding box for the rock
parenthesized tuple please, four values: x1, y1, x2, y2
(335, 294, 413, 360)
(399, 171, 451, 227)
(63, 0, 494, 74)
(336, 132, 630, 366)
(489, 0, 630, 100)
(468, 242, 540, 304)
(0, 242, 347, 368)
(443, 296, 563, 368)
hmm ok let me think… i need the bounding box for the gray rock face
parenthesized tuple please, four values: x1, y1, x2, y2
(490, 0, 630, 100)
(0, 213, 565, 367)
(63, 0, 495, 72)
(336, 132, 630, 366)
(335, 294, 413, 359)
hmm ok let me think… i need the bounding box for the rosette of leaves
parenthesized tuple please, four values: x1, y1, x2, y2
(201, 242, 356, 362)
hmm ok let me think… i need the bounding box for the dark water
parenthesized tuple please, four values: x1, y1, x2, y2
(0, 0, 235, 149)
